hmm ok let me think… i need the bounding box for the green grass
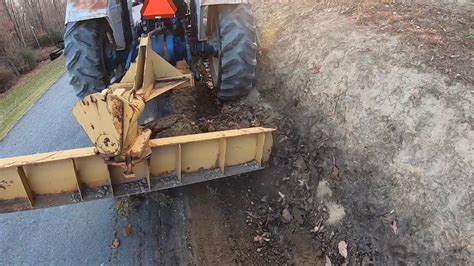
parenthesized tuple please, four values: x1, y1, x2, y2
(0, 57, 65, 140)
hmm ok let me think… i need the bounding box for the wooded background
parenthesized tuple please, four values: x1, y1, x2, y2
(0, 0, 66, 82)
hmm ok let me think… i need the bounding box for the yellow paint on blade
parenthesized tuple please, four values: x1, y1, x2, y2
(0, 128, 274, 213)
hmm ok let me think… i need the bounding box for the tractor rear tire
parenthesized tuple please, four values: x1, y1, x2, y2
(64, 20, 112, 98)
(209, 4, 257, 99)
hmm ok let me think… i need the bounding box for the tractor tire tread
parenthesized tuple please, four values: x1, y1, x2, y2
(216, 4, 257, 99)
(64, 20, 108, 98)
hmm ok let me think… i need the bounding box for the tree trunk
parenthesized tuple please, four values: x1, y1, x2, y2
(1, 0, 26, 47)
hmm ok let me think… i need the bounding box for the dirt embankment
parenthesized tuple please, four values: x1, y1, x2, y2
(253, 0, 472, 264)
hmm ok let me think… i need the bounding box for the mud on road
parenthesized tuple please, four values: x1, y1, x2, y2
(118, 1, 472, 265)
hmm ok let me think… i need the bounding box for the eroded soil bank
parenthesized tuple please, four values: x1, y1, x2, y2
(253, 0, 472, 264)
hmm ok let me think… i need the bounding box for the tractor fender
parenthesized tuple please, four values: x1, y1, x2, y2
(195, 0, 249, 41)
(65, 0, 130, 50)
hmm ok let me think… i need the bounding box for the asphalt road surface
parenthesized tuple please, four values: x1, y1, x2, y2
(0, 74, 189, 265)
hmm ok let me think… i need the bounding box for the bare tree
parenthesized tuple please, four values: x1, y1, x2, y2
(0, 0, 66, 71)
(0, 0, 26, 47)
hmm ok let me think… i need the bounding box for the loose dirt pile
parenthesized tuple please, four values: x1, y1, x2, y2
(150, 81, 278, 138)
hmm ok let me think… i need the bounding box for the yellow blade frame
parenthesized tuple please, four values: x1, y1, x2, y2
(0, 127, 274, 213)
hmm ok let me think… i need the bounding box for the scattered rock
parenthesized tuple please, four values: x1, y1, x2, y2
(70, 192, 81, 203)
(326, 201, 346, 224)
(281, 208, 293, 223)
(325, 255, 332, 266)
(316, 180, 333, 200)
(338, 241, 348, 258)
(96, 188, 105, 198)
(122, 180, 147, 193)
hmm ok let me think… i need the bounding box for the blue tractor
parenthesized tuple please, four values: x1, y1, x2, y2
(64, 0, 257, 99)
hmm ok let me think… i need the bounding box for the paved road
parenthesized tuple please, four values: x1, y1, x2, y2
(0, 74, 189, 265)
(0, 75, 91, 157)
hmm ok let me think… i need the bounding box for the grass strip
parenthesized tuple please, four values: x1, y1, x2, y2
(0, 57, 66, 140)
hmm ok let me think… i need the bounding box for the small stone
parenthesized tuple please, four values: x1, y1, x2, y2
(96, 189, 105, 198)
(281, 208, 293, 223)
(260, 195, 269, 203)
(325, 255, 332, 266)
(338, 241, 348, 258)
(70, 193, 80, 203)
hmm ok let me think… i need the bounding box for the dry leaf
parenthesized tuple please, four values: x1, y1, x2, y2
(123, 224, 132, 237)
(111, 238, 120, 249)
(338, 241, 348, 258)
